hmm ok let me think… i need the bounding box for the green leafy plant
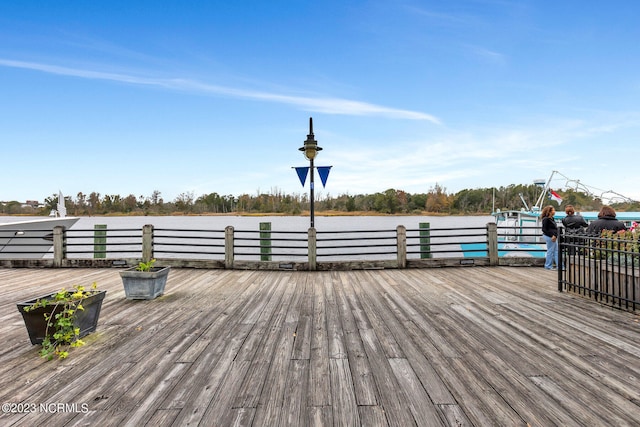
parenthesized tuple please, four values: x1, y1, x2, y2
(136, 258, 157, 272)
(592, 229, 640, 266)
(600, 229, 640, 253)
(23, 282, 98, 360)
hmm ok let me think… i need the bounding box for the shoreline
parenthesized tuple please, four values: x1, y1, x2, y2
(3, 210, 489, 218)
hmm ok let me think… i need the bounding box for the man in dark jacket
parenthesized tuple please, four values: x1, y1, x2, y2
(562, 205, 588, 254)
(562, 205, 588, 232)
(586, 205, 627, 235)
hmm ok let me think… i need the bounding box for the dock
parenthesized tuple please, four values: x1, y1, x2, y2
(1, 267, 638, 426)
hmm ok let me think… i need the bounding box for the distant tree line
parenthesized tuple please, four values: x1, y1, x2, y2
(2, 184, 639, 216)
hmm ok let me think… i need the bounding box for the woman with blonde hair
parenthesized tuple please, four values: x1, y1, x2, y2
(541, 205, 558, 270)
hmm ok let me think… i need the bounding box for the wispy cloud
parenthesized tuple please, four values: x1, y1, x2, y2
(0, 58, 440, 123)
(320, 118, 620, 194)
(405, 6, 481, 28)
(467, 45, 506, 64)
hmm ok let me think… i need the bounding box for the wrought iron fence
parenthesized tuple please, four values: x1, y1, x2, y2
(559, 231, 639, 312)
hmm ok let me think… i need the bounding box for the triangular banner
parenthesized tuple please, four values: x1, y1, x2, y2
(295, 167, 309, 187)
(317, 166, 332, 188)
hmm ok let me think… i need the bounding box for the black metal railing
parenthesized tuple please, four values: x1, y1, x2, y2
(65, 227, 143, 258)
(560, 231, 639, 312)
(234, 229, 308, 260)
(408, 226, 488, 258)
(317, 229, 397, 260)
(153, 228, 226, 259)
(4, 220, 638, 313)
(1, 222, 549, 270)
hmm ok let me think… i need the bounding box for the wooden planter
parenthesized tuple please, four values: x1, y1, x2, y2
(119, 266, 170, 300)
(16, 290, 107, 345)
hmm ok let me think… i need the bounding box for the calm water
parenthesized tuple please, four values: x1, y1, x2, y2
(1, 215, 494, 231)
(1, 215, 495, 233)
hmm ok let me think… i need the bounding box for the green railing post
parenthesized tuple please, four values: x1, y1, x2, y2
(260, 222, 272, 261)
(94, 224, 107, 259)
(420, 222, 431, 259)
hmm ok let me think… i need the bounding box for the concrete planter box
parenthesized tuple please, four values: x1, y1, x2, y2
(119, 266, 170, 300)
(17, 290, 106, 345)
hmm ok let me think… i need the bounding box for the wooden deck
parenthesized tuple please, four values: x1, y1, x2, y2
(0, 267, 638, 426)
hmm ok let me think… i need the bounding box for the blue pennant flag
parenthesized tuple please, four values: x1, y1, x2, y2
(317, 166, 332, 188)
(295, 167, 309, 187)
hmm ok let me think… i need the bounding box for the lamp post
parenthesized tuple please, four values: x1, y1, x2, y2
(299, 117, 322, 228)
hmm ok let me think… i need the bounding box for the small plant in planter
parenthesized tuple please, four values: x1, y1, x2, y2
(136, 258, 157, 271)
(597, 229, 640, 266)
(17, 282, 106, 360)
(119, 258, 171, 300)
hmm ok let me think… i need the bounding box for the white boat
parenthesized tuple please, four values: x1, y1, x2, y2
(0, 192, 79, 259)
(462, 171, 640, 257)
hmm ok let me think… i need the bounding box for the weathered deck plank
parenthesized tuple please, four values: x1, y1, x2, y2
(0, 267, 638, 426)
(332, 272, 378, 407)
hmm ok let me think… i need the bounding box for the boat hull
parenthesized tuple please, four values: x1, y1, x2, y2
(461, 242, 546, 258)
(0, 217, 79, 259)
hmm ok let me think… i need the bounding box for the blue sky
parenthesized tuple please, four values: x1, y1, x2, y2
(1, 1, 639, 205)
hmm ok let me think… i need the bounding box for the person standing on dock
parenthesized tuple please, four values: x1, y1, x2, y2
(562, 205, 588, 255)
(562, 205, 588, 232)
(586, 205, 627, 235)
(541, 205, 559, 270)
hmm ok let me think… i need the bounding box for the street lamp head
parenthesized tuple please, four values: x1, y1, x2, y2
(300, 143, 322, 160)
(299, 117, 322, 160)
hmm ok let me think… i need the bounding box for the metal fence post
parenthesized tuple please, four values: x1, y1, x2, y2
(142, 224, 154, 263)
(558, 230, 564, 292)
(308, 227, 317, 271)
(397, 225, 407, 268)
(487, 223, 498, 266)
(225, 226, 234, 269)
